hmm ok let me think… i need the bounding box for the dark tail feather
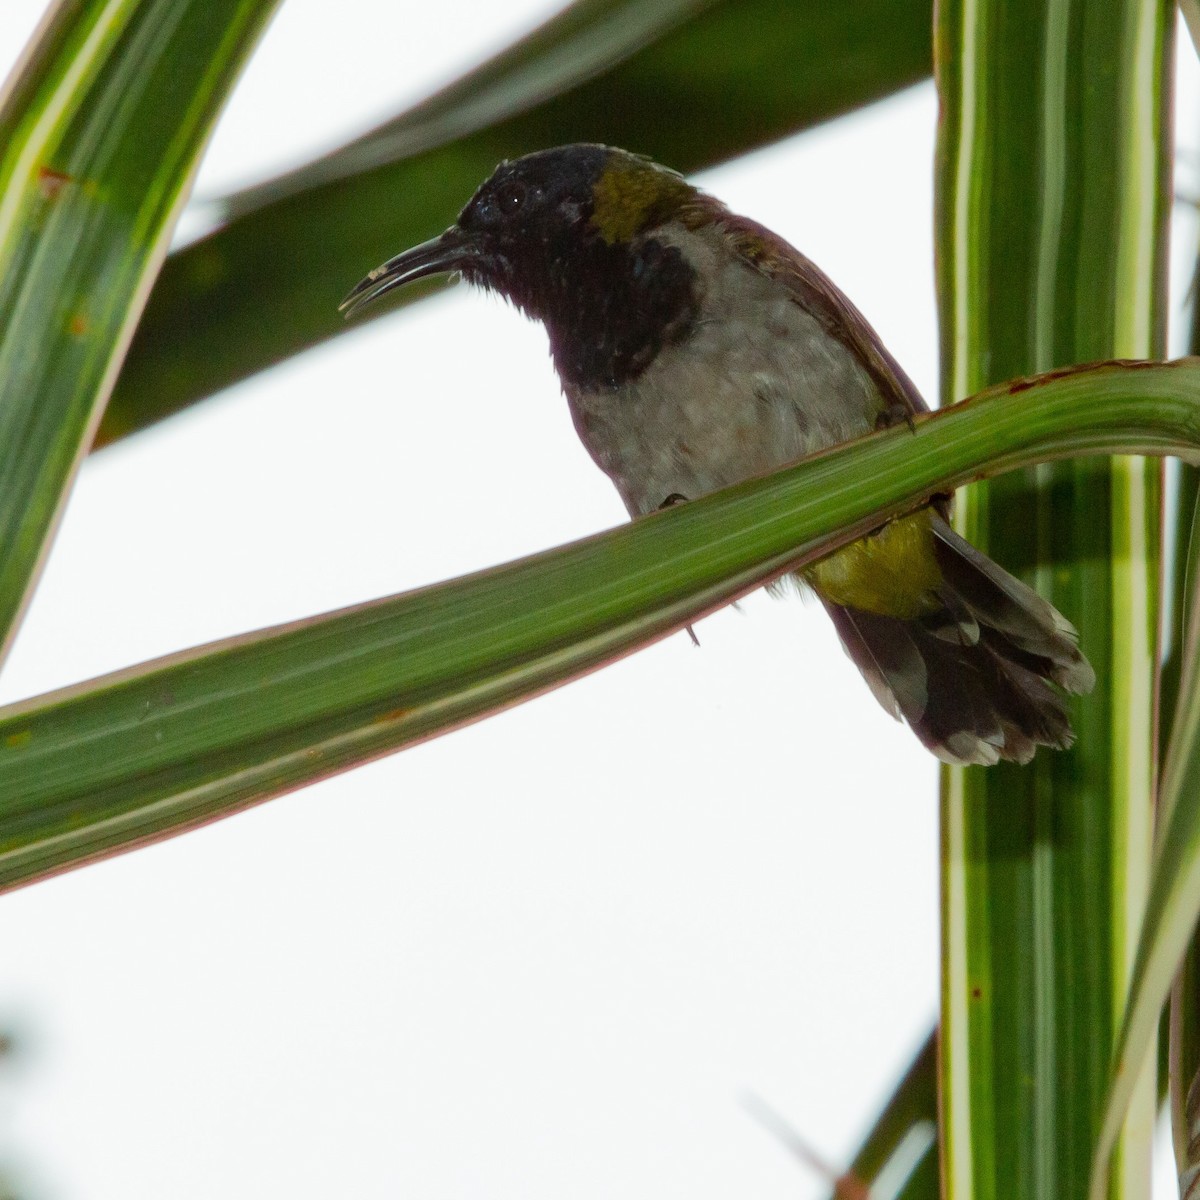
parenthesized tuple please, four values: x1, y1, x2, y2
(822, 515, 1095, 766)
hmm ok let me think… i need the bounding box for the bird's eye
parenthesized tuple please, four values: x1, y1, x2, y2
(496, 181, 527, 213)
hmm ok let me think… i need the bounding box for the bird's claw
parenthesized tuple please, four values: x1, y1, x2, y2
(874, 402, 916, 433)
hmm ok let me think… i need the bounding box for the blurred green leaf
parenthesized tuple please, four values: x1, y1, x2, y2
(0, 0, 281, 661)
(219, 0, 722, 219)
(98, 0, 933, 445)
(822, 1032, 939, 1200)
(2, 359, 1197, 892)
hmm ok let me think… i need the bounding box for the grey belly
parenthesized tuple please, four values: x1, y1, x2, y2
(566, 290, 884, 518)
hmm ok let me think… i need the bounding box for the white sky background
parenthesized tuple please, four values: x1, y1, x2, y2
(0, 3, 1195, 1198)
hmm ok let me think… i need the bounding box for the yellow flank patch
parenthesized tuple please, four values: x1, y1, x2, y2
(805, 508, 942, 619)
(590, 156, 690, 244)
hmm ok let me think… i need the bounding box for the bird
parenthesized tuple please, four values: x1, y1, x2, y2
(341, 143, 1095, 765)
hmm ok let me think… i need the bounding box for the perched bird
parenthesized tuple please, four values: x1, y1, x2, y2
(342, 143, 1094, 765)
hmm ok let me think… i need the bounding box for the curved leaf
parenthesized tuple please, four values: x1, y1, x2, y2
(1, 359, 1197, 893)
(219, 0, 720, 219)
(97, 0, 933, 445)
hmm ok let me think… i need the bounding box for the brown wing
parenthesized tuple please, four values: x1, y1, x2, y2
(694, 205, 930, 419)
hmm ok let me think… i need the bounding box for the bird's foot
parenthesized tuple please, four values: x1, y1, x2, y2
(875, 402, 916, 433)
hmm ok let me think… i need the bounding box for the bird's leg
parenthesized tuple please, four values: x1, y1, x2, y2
(658, 493, 700, 647)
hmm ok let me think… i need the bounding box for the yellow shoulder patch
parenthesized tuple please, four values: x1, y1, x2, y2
(589, 156, 691, 244)
(805, 508, 943, 619)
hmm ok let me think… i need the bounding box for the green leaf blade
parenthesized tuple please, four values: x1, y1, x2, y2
(936, 0, 1172, 1196)
(0, 0, 282, 660)
(1093, 530, 1200, 1197)
(1, 360, 1198, 892)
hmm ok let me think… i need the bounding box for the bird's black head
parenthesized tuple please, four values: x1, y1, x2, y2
(457, 144, 608, 253)
(342, 144, 704, 390)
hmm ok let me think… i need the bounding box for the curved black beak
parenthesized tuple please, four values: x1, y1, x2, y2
(340, 226, 476, 318)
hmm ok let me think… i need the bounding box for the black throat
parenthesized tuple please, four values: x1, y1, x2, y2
(486, 229, 700, 391)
